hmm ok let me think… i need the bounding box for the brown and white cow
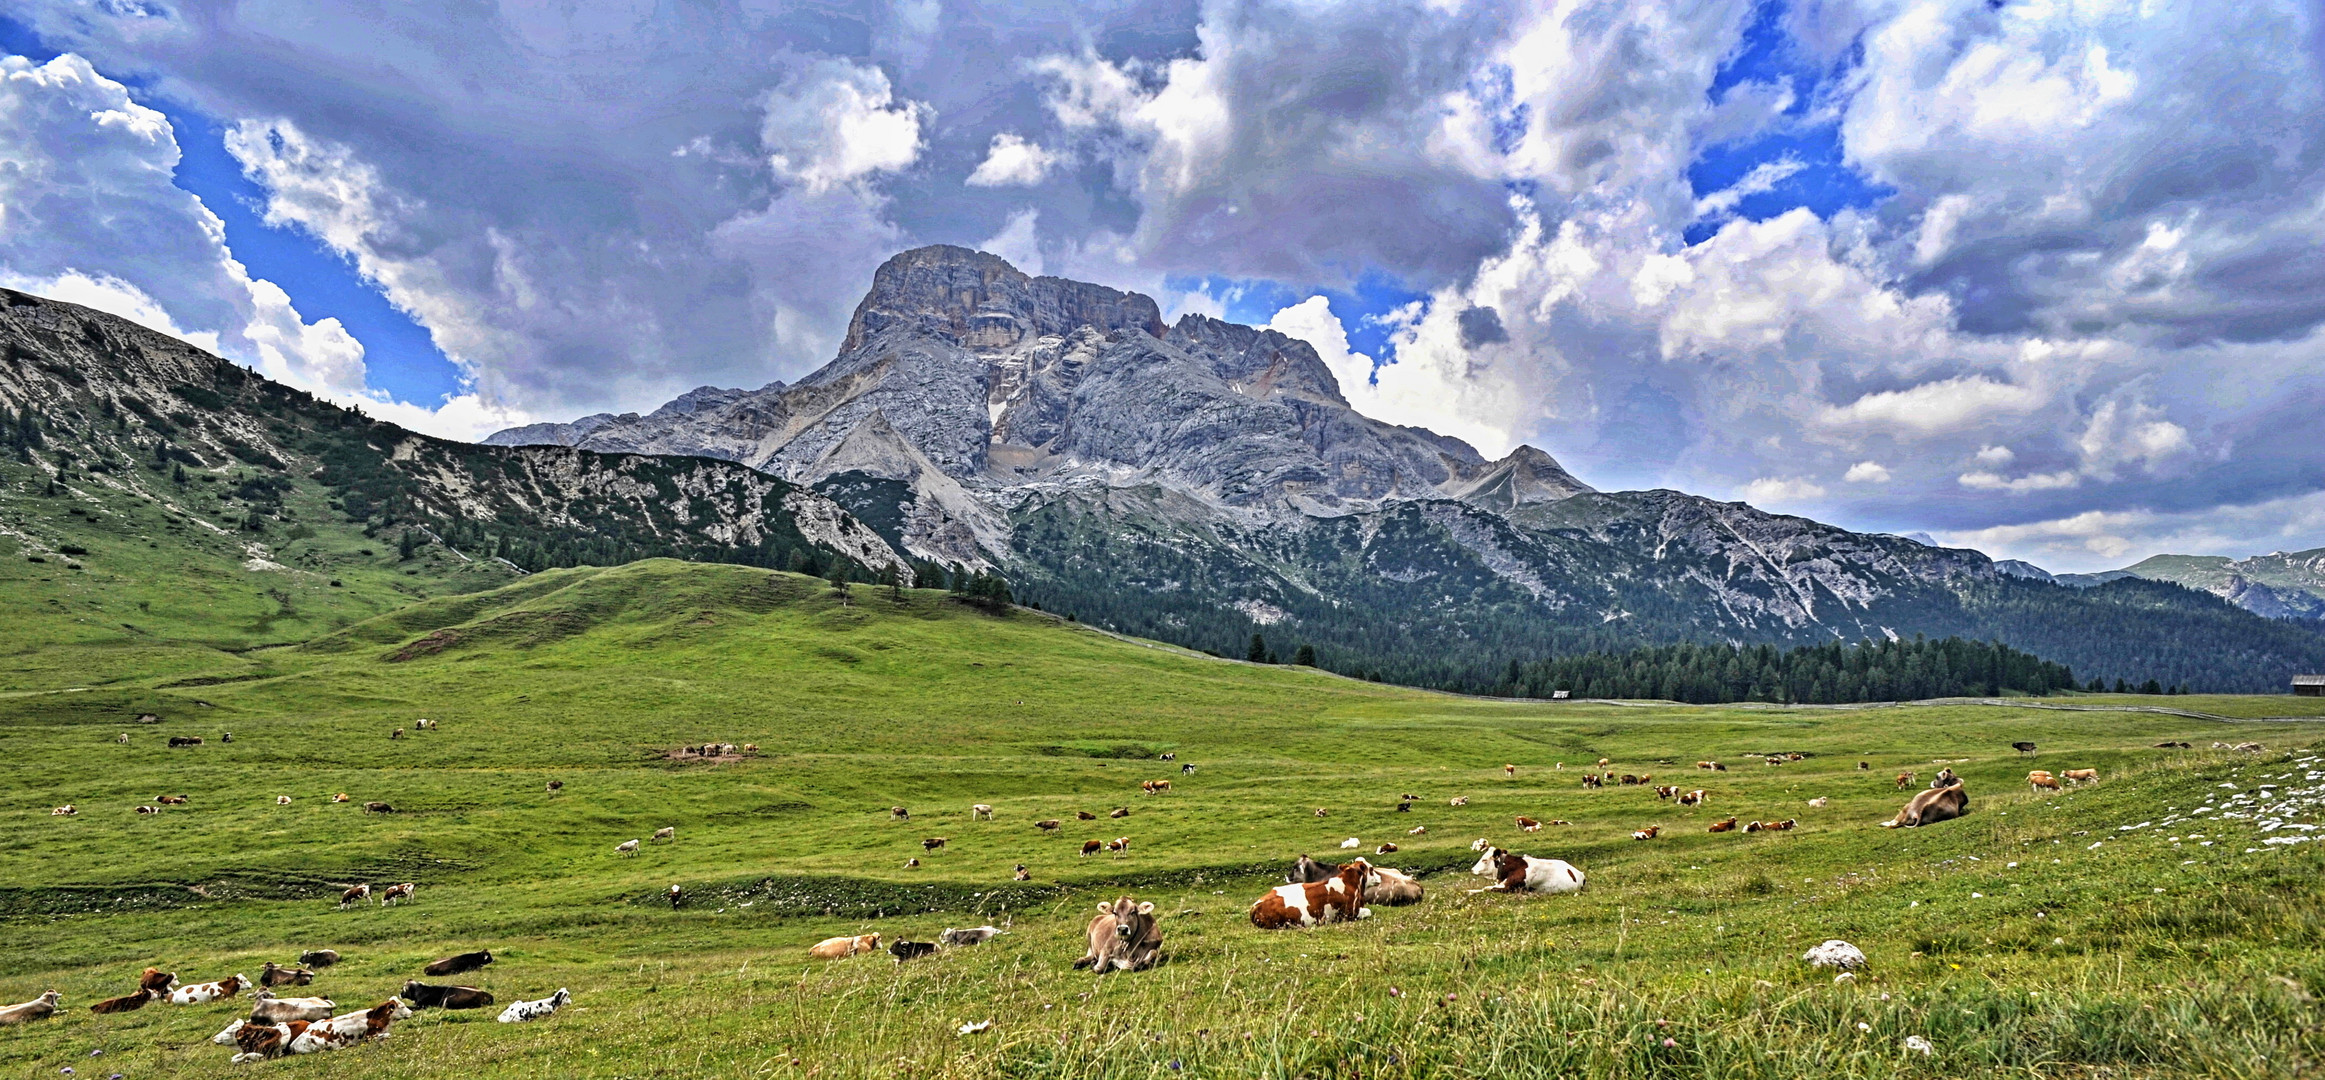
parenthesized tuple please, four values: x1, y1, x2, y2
(1250, 858, 1377, 929)
(339, 883, 371, 908)
(1468, 847, 1585, 894)
(0, 991, 61, 1025)
(50, 805, 74, 816)
(1631, 826, 1661, 840)
(288, 998, 412, 1054)
(1074, 896, 1162, 973)
(809, 933, 882, 960)
(2027, 770, 2062, 792)
(2062, 768, 2099, 785)
(1110, 807, 1130, 819)
(1035, 819, 1061, 833)
(168, 974, 249, 1004)
(379, 882, 416, 906)
(1676, 789, 1706, 807)
(1515, 816, 1542, 832)
(1655, 786, 1679, 799)
(1896, 772, 1916, 790)
(971, 804, 995, 820)
(1106, 836, 1130, 855)
(1141, 779, 1172, 794)
(250, 991, 337, 1022)
(214, 1018, 313, 1062)
(1707, 816, 1738, 833)
(1930, 768, 1959, 789)
(1504, 764, 1517, 778)
(1883, 782, 1970, 828)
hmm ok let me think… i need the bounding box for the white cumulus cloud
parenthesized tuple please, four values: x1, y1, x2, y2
(966, 133, 1060, 187)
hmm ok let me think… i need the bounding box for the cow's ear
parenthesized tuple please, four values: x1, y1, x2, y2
(1136, 902, 1155, 915)
(1096, 902, 1114, 914)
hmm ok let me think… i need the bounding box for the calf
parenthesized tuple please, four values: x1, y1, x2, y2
(290, 998, 413, 1052)
(1883, 782, 1969, 828)
(1468, 847, 1585, 894)
(496, 989, 570, 1023)
(0, 990, 61, 1025)
(1631, 826, 1661, 840)
(1895, 772, 1916, 790)
(939, 925, 1006, 947)
(1515, 816, 1542, 832)
(971, 804, 994, 820)
(1075, 896, 1162, 973)
(168, 974, 249, 1004)
(380, 882, 416, 906)
(1707, 816, 1739, 833)
(250, 992, 336, 1023)
(807, 933, 881, 959)
(298, 950, 340, 968)
(422, 950, 493, 977)
(2062, 768, 2099, 785)
(339, 883, 371, 908)
(259, 962, 314, 988)
(888, 941, 940, 963)
(2027, 770, 2061, 792)
(1250, 858, 1377, 929)
(401, 982, 495, 1009)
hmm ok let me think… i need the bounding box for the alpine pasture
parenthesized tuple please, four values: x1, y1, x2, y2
(2, 560, 2322, 1077)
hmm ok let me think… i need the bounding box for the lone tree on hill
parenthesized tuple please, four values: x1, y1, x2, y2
(1247, 633, 1268, 663)
(827, 560, 852, 606)
(1293, 644, 1316, 666)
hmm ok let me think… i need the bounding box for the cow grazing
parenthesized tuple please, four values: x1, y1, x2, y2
(116, 733, 129, 744)
(364, 802, 394, 813)
(50, 805, 74, 816)
(1931, 768, 1960, 789)
(168, 736, 202, 748)
(1883, 782, 1970, 828)
(1516, 816, 1542, 832)
(0, 991, 61, 1026)
(614, 839, 640, 856)
(299, 950, 340, 968)
(2062, 768, 2099, 785)
(1468, 847, 1585, 895)
(338, 883, 371, 909)
(1014, 864, 1031, 881)
(1504, 764, 1517, 778)
(1620, 774, 1639, 785)
(890, 806, 910, 821)
(1895, 773, 1916, 790)
(390, 728, 403, 740)
(1081, 840, 1103, 857)
(1654, 786, 1679, 799)
(546, 780, 563, 793)
(1807, 797, 1830, 808)
(251, 992, 336, 1022)
(972, 804, 994, 820)
(1110, 807, 1130, 819)
(1450, 795, 1469, 806)
(1858, 761, 1870, 770)
(1075, 896, 1162, 973)
(1181, 763, 1196, 775)
(888, 941, 940, 963)
(808, 933, 881, 960)
(2013, 741, 2038, 755)
(1141, 779, 1172, 794)
(1676, 789, 1706, 807)
(402, 982, 494, 1009)
(422, 950, 492, 977)
(648, 826, 676, 843)
(2027, 770, 2061, 792)
(276, 795, 292, 806)
(288, 998, 413, 1053)
(1035, 819, 1061, 833)
(331, 793, 350, 803)
(1251, 858, 1378, 929)
(1632, 826, 1661, 840)
(1707, 816, 1739, 833)
(168, 974, 249, 1004)
(379, 882, 415, 906)
(1076, 810, 1098, 820)
(1160, 752, 1176, 761)
(1107, 836, 1130, 855)
(922, 837, 949, 851)
(414, 718, 435, 730)
(260, 962, 314, 988)
(940, 925, 1006, 947)
(1580, 773, 1602, 788)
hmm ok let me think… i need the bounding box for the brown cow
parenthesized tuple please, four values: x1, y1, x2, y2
(1504, 764, 1517, 778)
(1074, 897, 1162, 973)
(2062, 768, 2099, 785)
(1080, 840, 1104, 857)
(922, 837, 948, 851)
(260, 962, 314, 989)
(1035, 819, 1061, 833)
(1076, 810, 1098, 820)
(1896, 772, 1916, 789)
(1707, 816, 1739, 833)
(1884, 782, 1969, 828)
(401, 982, 494, 1009)
(1141, 780, 1172, 794)
(2028, 770, 2062, 792)
(1109, 807, 1130, 819)
(422, 950, 492, 977)
(1250, 859, 1377, 929)
(1631, 826, 1661, 840)
(809, 933, 882, 960)
(1515, 816, 1542, 832)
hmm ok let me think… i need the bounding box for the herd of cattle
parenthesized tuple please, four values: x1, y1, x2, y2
(0, 947, 571, 1062)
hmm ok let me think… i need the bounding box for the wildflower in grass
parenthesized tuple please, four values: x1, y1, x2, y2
(1662, 1037, 1678, 1048)
(1904, 1035, 1935, 1056)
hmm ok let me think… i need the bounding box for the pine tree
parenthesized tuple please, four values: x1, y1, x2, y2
(1247, 633, 1268, 663)
(1293, 644, 1317, 666)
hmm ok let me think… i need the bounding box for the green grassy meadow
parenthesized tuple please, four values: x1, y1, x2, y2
(2, 560, 2322, 1077)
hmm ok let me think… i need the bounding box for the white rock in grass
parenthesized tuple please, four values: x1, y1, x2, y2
(1340, 837, 1361, 849)
(1803, 940, 1868, 970)
(957, 1020, 992, 1036)
(1904, 1035, 1935, 1057)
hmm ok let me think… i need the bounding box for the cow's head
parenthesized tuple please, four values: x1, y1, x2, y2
(1469, 846, 1507, 876)
(1100, 897, 1155, 940)
(1339, 858, 1379, 894)
(212, 1019, 248, 1045)
(1287, 855, 1333, 883)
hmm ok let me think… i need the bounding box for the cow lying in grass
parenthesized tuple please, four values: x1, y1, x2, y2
(808, 933, 881, 959)
(1251, 858, 1377, 929)
(1074, 896, 1162, 973)
(423, 950, 493, 977)
(290, 998, 413, 1053)
(1883, 781, 1969, 828)
(168, 975, 249, 1004)
(1287, 855, 1424, 906)
(1467, 847, 1585, 894)
(497, 989, 570, 1023)
(250, 992, 336, 1022)
(0, 991, 61, 1025)
(403, 982, 494, 1009)
(90, 968, 174, 1014)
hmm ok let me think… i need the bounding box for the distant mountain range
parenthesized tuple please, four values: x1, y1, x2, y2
(480, 245, 2325, 692)
(1999, 550, 2325, 621)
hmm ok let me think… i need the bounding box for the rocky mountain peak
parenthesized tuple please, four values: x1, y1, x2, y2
(1165, 314, 1350, 408)
(841, 244, 1165, 353)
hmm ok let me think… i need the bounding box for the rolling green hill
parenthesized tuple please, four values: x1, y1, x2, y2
(2, 560, 2322, 1077)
